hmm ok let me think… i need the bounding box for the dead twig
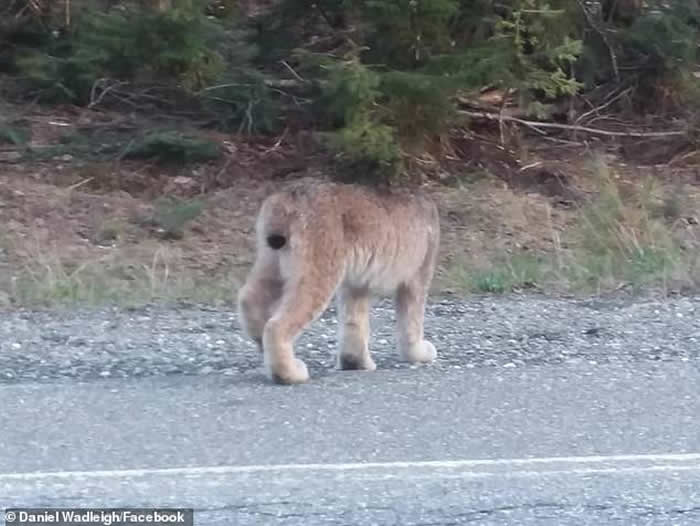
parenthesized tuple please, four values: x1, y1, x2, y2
(539, 136, 587, 147)
(239, 99, 254, 135)
(88, 78, 129, 109)
(459, 110, 687, 138)
(66, 177, 93, 191)
(519, 161, 543, 172)
(262, 127, 289, 155)
(264, 79, 308, 89)
(667, 149, 700, 167)
(498, 89, 509, 146)
(281, 60, 306, 83)
(575, 87, 633, 125)
(197, 82, 258, 93)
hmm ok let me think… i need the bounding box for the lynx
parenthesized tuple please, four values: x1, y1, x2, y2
(237, 180, 440, 384)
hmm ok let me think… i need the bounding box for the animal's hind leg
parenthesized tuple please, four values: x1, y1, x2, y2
(394, 278, 437, 363)
(237, 253, 283, 352)
(394, 228, 439, 364)
(336, 285, 376, 371)
(263, 270, 343, 385)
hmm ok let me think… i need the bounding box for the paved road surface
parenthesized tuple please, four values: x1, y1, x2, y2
(1, 296, 700, 524)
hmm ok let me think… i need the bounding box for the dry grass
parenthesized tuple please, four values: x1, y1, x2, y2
(442, 155, 700, 296)
(3, 238, 244, 308)
(2, 144, 700, 307)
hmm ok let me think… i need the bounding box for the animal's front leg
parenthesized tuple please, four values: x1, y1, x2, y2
(263, 276, 340, 385)
(262, 316, 310, 384)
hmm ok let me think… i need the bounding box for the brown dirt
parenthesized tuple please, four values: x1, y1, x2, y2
(2, 104, 700, 304)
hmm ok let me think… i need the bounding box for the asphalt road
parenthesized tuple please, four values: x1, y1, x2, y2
(1, 295, 700, 524)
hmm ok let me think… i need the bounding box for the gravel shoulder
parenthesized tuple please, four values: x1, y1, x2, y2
(2, 293, 700, 525)
(1, 293, 699, 384)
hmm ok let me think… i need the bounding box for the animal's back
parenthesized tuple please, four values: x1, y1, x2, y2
(333, 184, 439, 291)
(256, 181, 439, 292)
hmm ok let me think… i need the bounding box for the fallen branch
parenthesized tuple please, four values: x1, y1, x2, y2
(458, 110, 687, 138)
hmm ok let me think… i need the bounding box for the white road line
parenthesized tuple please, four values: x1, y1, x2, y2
(2, 453, 700, 482)
(383, 464, 700, 481)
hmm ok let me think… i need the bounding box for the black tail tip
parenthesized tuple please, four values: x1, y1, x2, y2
(266, 234, 287, 250)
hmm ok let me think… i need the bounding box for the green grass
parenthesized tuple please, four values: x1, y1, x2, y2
(23, 127, 222, 164)
(560, 157, 689, 293)
(446, 253, 546, 294)
(0, 121, 31, 145)
(137, 196, 206, 240)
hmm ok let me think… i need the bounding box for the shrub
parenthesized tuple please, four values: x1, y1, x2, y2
(0, 122, 30, 145)
(313, 57, 401, 182)
(260, 0, 587, 182)
(13, 3, 227, 103)
(124, 130, 221, 164)
(150, 196, 205, 240)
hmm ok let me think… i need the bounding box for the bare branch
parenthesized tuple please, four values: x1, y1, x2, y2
(281, 60, 306, 83)
(575, 87, 633, 125)
(89, 78, 129, 108)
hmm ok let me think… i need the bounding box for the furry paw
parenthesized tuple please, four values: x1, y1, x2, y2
(337, 352, 377, 371)
(401, 340, 437, 364)
(268, 358, 310, 385)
